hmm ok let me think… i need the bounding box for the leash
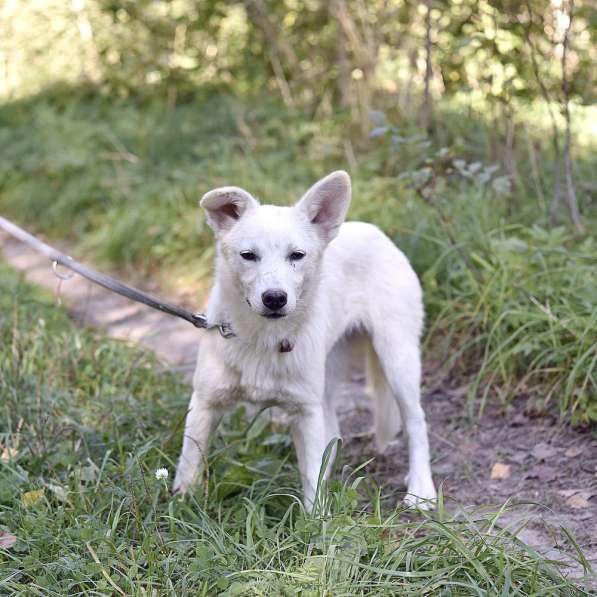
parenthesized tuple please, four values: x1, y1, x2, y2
(0, 216, 235, 338)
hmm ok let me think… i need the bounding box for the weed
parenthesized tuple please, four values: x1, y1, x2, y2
(0, 265, 590, 593)
(0, 88, 595, 422)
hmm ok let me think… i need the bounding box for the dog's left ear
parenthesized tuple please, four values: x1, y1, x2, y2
(200, 186, 259, 235)
(295, 170, 351, 243)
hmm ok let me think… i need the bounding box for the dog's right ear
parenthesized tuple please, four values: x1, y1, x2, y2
(200, 187, 259, 234)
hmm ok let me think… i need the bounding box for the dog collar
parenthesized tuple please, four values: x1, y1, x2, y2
(209, 320, 293, 353)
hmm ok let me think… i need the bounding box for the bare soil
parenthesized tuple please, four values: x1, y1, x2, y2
(340, 376, 597, 574)
(2, 231, 596, 578)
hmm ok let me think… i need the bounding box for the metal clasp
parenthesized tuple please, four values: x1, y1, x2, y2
(52, 260, 75, 281)
(191, 312, 235, 339)
(190, 313, 208, 328)
(217, 322, 236, 339)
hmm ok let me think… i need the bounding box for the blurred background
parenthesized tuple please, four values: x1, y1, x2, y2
(0, 0, 595, 422)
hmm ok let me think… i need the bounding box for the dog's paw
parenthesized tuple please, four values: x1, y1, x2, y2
(403, 477, 437, 510)
(172, 468, 197, 496)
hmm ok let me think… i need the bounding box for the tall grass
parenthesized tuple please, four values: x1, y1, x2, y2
(0, 85, 595, 422)
(0, 264, 591, 594)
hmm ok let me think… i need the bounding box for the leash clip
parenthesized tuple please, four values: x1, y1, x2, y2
(190, 313, 208, 328)
(52, 260, 75, 281)
(191, 312, 235, 339)
(217, 322, 236, 339)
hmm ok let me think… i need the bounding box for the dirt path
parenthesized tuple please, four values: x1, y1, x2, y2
(2, 231, 595, 581)
(0, 232, 200, 376)
(341, 380, 597, 575)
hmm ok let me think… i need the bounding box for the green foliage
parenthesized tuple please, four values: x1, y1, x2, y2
(425, 222, 596, 423)
(0, 89, 324, 271)
(0, 265, 590, 593)
(3, 1, 595, 108)
(0, 90, 595, 423)
(1, 2, 595, 589)
(355, 112, 596, 423)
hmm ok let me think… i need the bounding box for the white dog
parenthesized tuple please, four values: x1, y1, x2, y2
(173, 171, 436, 510)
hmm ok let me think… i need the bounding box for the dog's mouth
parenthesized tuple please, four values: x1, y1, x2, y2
(262, 312, 286, 319)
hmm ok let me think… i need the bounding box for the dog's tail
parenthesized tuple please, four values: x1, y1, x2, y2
(365, 342, 402, 453)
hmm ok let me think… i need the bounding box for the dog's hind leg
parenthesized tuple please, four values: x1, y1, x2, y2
(365, 341, 402, 454)
(322, 339, 348, 464)
(371, 328, 436, 509)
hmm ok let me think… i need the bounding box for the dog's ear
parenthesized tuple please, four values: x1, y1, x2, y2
(296, 171, 351, 242)
(200, 187, 259, 234)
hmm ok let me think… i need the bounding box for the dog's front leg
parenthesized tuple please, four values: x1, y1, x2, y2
(291, 403, 328, 512)
(172, 391, 216, 495)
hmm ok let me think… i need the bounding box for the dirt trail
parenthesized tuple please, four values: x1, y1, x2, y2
(0, 232, 200, 375)
(2, 231, 596, 582)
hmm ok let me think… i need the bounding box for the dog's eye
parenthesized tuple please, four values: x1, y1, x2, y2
(240, 251, 258, 262)
(289, 251, 306, 261)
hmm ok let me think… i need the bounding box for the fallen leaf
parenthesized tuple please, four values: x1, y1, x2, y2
(558, 489, 579, 498)
(21, 489, 44, 507)
(526, 465, 557, 483)
(462, 440, 480, 454)
(45, 483, 69, 502)
(558, 488, 595, 509)
(0, 532, 17, 549)
(565, 446, 583, 458)
(566, 491, 593, 509)
(532, 442, 557, 461)
(80, 464, 97, 482)
(508, 449, 531, 465)
(510, 413, 528, 427)
(450, 385, 470, 399)
(490, 462, 511, 480)
(0, 446, 17, 463)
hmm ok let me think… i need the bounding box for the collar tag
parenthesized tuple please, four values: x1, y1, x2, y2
(279, 339, 294, 353)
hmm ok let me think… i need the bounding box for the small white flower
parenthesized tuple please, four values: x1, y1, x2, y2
(155, 467, 169, 480)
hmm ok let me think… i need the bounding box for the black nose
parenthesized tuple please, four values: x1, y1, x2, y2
(262, 289, 287, 311)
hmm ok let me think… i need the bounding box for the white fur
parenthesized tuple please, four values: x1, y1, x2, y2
(173, 171, 436, 510)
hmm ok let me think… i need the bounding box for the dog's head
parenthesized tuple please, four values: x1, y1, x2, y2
(201, 171, 351, 320)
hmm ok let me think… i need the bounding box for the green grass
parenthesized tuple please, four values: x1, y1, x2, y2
(0, 85, 595, 423)
(0, 264, 592, 594)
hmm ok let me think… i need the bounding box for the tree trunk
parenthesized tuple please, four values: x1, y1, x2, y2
(333, 0, 352, 110)
(331, 0, 379, 129)
(521, 1, 562, 220)
(420, 0, 433, 132)
(244, 0, 303, 105)
(71, 0, 101, 83)
(561, 0, 583, 232)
